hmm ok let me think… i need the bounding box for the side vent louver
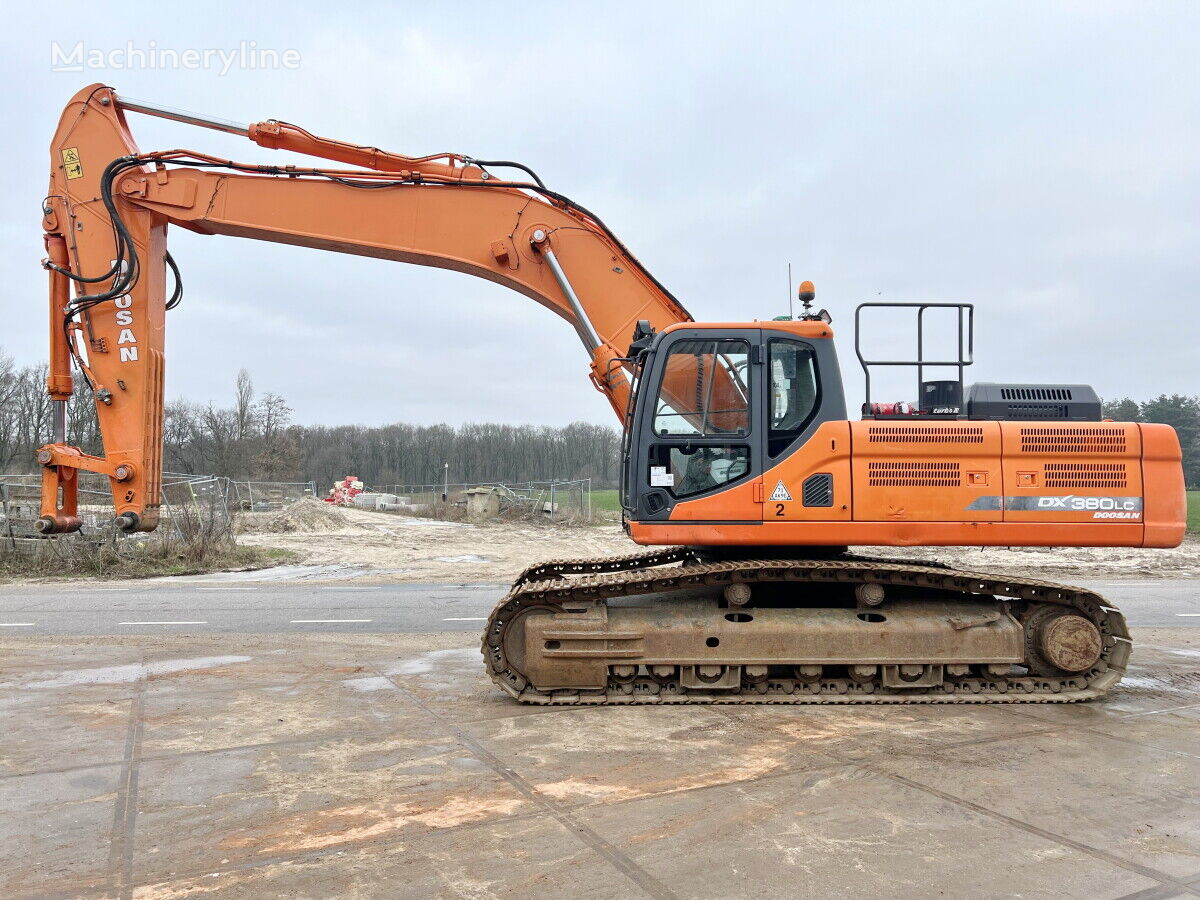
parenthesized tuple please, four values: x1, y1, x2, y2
(802, 473, 834, 507)
(1043, 463, 1128, 489)
(1001, 387, 1074, 401)
(868, 461, 961, 487)
(1020, 427, 1127, 454)
(867, 426, 985, 444)
(1006, 403, 1070, 419)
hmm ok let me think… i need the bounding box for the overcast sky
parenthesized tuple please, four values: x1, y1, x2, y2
(2, 2, 1196, 428)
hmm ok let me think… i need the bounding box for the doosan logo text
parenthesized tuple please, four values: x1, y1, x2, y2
(115, 297, 137, 362)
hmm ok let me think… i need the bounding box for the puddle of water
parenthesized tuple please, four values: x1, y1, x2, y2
(386, 648, 479, 677)
(342, 676, 397, 692)
(12, 655, 252, 689)
(1118, 671, 1191, 694)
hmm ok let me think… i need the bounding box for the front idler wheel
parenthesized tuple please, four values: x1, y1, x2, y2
(1024, 605, 1103, 675)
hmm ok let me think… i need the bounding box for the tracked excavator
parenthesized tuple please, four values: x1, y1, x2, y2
(36, 85, 1186, 704)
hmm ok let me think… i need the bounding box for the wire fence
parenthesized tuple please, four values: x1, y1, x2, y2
(382, 479, 593, 522)
(230, 480, 317, 511)
(0, 470, 597, 550)
(0, 472, 315, 550)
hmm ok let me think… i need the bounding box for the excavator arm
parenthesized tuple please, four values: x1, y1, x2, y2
(38, 84, 692, 533)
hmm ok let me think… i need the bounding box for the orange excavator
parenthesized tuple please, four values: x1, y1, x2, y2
(37, 84, 1186, 704)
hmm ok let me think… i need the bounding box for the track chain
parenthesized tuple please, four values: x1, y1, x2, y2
(481, 549, 1130, 705)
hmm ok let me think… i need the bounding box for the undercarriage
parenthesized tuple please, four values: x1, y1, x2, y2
(482, 549, 1129, 704)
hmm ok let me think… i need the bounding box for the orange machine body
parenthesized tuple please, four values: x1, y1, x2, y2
(628, 329, 1185, 550)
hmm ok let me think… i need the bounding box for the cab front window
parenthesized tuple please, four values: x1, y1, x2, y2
(653, 339, 751, 436)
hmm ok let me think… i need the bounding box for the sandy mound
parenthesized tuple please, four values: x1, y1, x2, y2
(235, 499, 353, 534)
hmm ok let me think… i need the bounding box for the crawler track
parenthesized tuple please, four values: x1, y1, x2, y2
(481, 549, 1130, 704)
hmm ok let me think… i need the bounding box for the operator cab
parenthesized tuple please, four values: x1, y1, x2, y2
(621, 311, 847, 522)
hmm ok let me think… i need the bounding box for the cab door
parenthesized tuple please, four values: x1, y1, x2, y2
(632, 329, 765, 523)
(759, 333, 853, 522)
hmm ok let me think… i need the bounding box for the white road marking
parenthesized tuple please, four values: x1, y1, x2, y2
(0, 622, 35, 627)
(197, 587, 258, 591)
(290, 618, 373, 623)
(1176, 613, 1200, 617)
(320, 587, 381, 591)
(118, 621, 208, 626)
(66, 588, 129, 592)
(443, 617, 487, 621)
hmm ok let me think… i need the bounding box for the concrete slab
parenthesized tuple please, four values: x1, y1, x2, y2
(720, 702, 1050, 761)
(132, 733, 530, 881)
(1086, 705, 1200, 759)
(138, 672, 428, 756)
(464, 705, 840, 807)
(1, 689, 133, 774)
(2, 628, 1199, 898)
(576, 767, 1163, 899)
(0, 764, 124, 897)
(871, 728, 1200, 879)
(129, 815, 634, 900)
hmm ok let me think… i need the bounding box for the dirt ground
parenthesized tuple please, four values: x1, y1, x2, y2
(234, 501, 635, 584)
(234, 500, 1200, 584)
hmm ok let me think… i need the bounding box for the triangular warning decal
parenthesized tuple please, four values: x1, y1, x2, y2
(769, 480, 792, 502)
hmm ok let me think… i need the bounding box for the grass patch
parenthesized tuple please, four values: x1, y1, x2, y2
(1188, 491, 1200, 533)
(0, 539, 297, 581)
(590, 489, 622, 512)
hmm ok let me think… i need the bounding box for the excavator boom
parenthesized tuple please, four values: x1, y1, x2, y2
(39, 84, 689, 532)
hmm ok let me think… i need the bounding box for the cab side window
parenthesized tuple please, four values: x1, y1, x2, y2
(768, 340, 819, 457)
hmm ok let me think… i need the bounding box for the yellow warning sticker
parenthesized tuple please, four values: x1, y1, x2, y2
(61, 147, 83, 180)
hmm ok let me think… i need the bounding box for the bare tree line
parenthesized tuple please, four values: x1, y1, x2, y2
(0, 352, 622, 488)
(3, 349, 1192, 489)
(298, 420, 621, 490)
(0, 354, 102, 471)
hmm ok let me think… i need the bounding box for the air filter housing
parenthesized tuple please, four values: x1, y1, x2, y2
(965, 383, 1102, 421)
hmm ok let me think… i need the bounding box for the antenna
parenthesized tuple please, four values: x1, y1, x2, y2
(787, 263, 793, 320)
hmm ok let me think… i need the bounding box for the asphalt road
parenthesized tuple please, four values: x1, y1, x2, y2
(0, 578, 1196, 635)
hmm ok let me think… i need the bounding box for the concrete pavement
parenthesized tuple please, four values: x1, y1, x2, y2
(2, 627, 1199, 898)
